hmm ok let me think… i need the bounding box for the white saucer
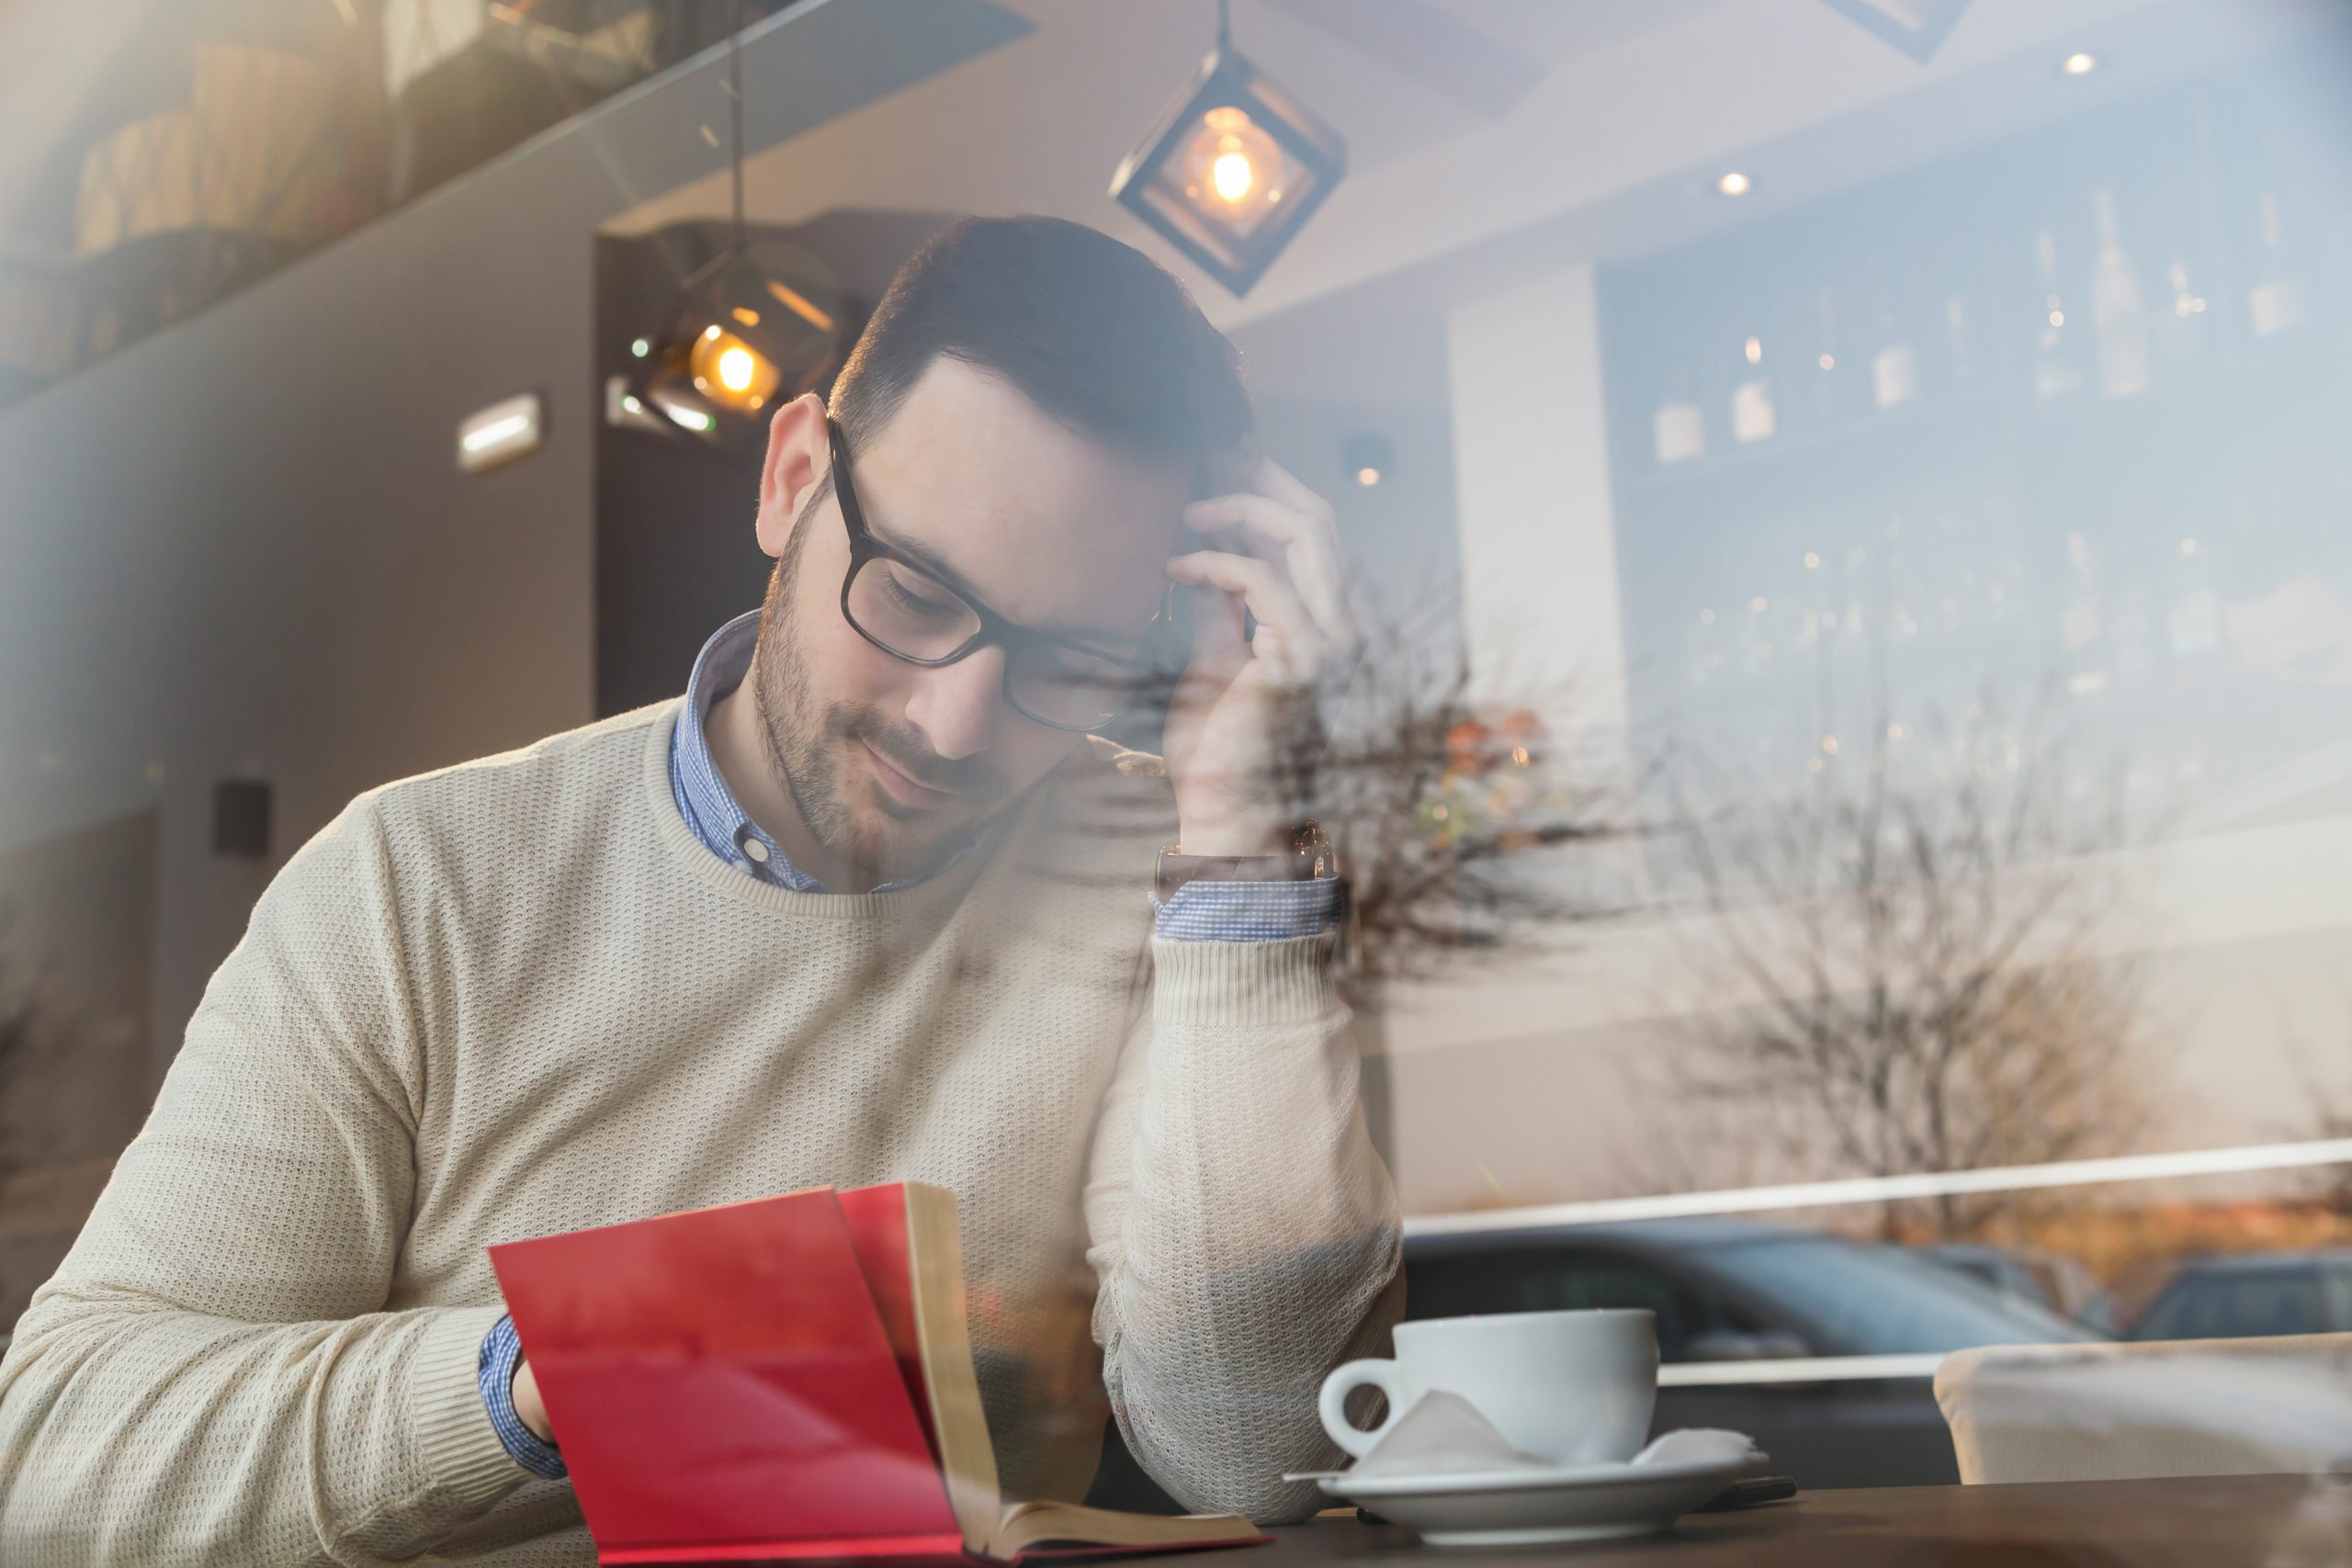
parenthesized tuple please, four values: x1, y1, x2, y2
(1318, 1450, 1760, 1546)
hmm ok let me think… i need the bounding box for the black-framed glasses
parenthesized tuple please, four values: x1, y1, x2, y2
(826, 418, 1172, 733)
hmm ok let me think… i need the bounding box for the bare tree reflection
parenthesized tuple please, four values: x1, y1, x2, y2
(1077, 588, 1624, 985)
(1304, 596, 1624, 984)
(2283, 1042, 2352, 1219)
(1655, 698, 2163, 1240)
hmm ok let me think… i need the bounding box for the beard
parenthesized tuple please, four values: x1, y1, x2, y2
(746, 504, 1010, 886)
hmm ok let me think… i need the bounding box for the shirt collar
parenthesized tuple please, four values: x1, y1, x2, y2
(669, 611, 969, 893)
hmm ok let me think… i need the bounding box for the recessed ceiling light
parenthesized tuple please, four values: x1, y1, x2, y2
(1717, 171, 1753, 197)
(1341, 433, 1393, 489)
(2063, 51, 2098, 75)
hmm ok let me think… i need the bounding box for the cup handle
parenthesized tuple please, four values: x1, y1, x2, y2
(1318, 1359, 1406, 1461)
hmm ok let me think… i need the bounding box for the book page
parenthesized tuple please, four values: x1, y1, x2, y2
(993, 1500, 1260, 1556)
(892, 1183, 1256, 1561)
(899, 1182, 1009, 1553)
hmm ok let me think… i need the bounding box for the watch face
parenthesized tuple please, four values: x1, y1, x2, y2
(1156, 828, 1340, 902)
(1295, 820, 1340, 880)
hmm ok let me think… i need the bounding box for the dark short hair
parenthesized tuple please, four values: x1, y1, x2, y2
(830, 215, 1253, 470)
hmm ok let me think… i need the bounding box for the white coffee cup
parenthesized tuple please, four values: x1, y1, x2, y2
(1318, 1309, 1658, 1466)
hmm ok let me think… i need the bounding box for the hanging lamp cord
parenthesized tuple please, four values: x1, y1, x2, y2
(1216, 0, 1231, 51)
(728, 0, 746, 254)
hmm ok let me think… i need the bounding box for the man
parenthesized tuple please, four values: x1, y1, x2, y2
(0, 215, 1401, 1566)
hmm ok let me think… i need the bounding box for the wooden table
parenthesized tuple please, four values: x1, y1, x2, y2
(1261, 1474, 2337, 1567)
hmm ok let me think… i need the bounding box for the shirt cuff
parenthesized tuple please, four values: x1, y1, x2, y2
(479, 1314, 568, 1480)
(1152, 875, 1342, 942)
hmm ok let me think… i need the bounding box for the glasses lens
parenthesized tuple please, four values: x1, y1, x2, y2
(845, 556, 983, 660)
(1007, 641, 1148, 730)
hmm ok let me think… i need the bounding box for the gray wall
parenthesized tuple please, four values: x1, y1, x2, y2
(0, 0, 1026, 1071)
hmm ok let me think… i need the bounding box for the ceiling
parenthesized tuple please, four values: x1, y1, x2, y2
(596, 0, 2336, 378)
(599, 0, 1738, 246)
(6, 0, 2333, 396)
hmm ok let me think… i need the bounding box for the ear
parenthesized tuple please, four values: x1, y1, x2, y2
(755, 391, 830, 559)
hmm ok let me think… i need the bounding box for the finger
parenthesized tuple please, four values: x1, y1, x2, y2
(1182, 580, 1248, 694)
(1202, 444, 1263, 497)
(1183, 492, 1356, 663)
(1204, 446, 1329, 525)
(1163, 587, 1246, 752)
(1167, 549, 1326, 683)
(1243, 451, 1335, 526)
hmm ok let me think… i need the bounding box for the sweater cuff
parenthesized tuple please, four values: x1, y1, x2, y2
(1149, 931, 1342, 1030)
(411, 1304, 531, 1511)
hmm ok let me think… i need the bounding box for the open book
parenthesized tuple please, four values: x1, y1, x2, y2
(490, 1182, 1267, 1565)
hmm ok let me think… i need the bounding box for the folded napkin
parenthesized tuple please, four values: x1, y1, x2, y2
(1351, 1392, 1537, 1479)
(1287, 1392, 1760, 1483)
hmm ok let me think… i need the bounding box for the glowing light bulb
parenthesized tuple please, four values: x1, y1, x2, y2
(685, 325, 781, 412)
(2063, 51, 2098, 75)
(1717, 171, 1752, 197)
(1179, 106, 1283, 226)
(1213, 150, 1254, 203)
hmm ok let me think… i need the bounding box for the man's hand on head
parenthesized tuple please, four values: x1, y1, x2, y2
(1162, 451, 1360, 857)
(512, 1356, 555, 1444)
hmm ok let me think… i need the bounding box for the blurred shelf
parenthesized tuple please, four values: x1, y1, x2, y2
(1618, 389, 2003, 521)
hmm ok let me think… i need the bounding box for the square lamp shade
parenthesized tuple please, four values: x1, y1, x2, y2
(1110, 45, 1345, 298)
(634, 243, 850, 445)
(1816, 0, 1974, 63)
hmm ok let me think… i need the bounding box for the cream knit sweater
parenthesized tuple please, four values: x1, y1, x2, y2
(0, 704, 1402, 1566)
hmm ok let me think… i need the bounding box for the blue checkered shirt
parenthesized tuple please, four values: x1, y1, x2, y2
(478, 610, 1338, 1477)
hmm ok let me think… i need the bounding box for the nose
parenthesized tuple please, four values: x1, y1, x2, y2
(904, 644, 1010, 761)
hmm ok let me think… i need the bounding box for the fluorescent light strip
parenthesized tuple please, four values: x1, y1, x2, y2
(1403, 1137, 2352, 1239)
(461, 413, 532, 453)
(456, 391, 543, 473)
(1657, 1353, 1946, 1387)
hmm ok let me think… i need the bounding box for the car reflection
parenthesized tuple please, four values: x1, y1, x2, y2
(1919, 1242, 2123, 1337)
(2126, 1249, 2352, 1341)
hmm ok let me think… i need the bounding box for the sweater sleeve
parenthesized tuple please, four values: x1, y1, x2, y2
(1080, 931, 1405, 1523)
(0, 799, 529, 1567)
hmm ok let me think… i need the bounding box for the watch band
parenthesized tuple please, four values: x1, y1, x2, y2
(1156, 820, 1340, 902)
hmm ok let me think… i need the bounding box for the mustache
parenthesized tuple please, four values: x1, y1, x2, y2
(832, 705, 1002, 798)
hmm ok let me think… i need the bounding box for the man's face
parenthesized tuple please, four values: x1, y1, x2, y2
(750, 359, 1191, 885)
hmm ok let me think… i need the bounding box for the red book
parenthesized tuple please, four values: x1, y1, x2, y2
(492, 1183, 1269, 1566)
